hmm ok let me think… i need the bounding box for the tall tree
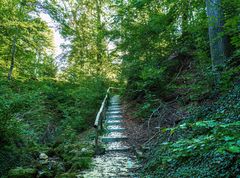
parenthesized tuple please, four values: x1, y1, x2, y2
(44, 0, 112, 81)
(95, 0, 104, 74)
(7, 1, 24, 80)
(0, 0, 56, 80)
(206, 0, 226, 70)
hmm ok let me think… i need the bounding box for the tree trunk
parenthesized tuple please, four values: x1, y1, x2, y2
(96, 0, 103, 74)
(7, 1, 24, 80)
(8, 36, 17, 80)
(206, 0, 226, 70)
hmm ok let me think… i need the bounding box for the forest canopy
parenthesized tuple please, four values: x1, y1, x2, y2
(0, 0, 239, 177)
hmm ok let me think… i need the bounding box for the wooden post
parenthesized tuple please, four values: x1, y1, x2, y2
(95, 127, 99, 153)
(100, 114, 103, 131)
(102, 103, 107, 130)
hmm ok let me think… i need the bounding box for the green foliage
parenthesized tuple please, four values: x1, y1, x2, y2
(141, 85, 240, 177)
(54, 142, 94, 172)
(0, 0, 56, 79)
(0, 0, 115, 177)
(0, 0, 239, 177)
(111, 0, 239, 102)
(8, 167, 37, 178)
(0, 77, 106, 176)
(55, 173, 78, 178)
(44, 0, 115, 80)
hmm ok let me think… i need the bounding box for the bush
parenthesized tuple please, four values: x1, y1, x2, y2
(0, 77, 106, 176)
(141, 85, 240, 177)
(8, 167, 37, 178)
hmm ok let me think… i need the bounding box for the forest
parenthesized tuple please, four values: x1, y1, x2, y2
(0, 0, 239, 177)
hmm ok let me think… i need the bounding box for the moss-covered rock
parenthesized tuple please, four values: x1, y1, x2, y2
(8, 167, 37, 178)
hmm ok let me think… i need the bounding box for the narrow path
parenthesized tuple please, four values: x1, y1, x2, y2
(78, 95, 139, 178)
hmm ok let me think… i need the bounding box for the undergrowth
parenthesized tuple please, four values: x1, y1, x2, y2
(0, 77, 106, 177)
(141, 85, 240, 178)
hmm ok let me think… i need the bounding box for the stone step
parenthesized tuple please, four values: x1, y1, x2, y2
(106, 142, 131, 152)
(110, 103, 121, 105)
(110, 104, 121, 107)
(107, 128, 126, 132)
(106, 117, 123, 121)
(110, 102, 120, 104)
(107, 114, 123, 117)
(107, 125, 125, 129)
(106, 147, 131, 152)
(108, 112, 122, 115)
(106, 131, 125, 137)
(109, 106, 121, 109)
(107, 109, 122, 112)
(108, 105, 121, 108)
(106, 115, 123, 119)
(107, 111, 122, 114)
(106, 115, 123, 118)
(110, 98, 119, 100)
(101, 136, 128, 143)
(106, 120, 122, 125)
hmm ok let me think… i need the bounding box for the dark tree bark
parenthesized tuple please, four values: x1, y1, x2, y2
(206, 0, 226, 70)
(7, 1, 25, 80)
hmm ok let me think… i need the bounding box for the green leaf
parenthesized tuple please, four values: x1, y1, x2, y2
(224, 136, 235, 141)
(227, 146, 240, 153)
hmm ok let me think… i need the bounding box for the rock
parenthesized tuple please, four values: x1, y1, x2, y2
(81, 148, 87, 153)
(136, 150, 144, 159)
(39, 153, 48, 160)
(8, 167, 37, 178)
(39, 159, 48, 165)
(39, 153, 48, 165)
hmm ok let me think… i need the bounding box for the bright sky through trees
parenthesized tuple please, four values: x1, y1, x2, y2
(40, 13, 65, 57)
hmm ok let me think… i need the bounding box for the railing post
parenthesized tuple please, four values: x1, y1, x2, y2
(100, 114, 103, 131)
(95, 127, 99, 153)
(101, 108, 105, 130)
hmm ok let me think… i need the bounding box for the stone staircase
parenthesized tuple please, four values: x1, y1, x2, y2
(103, 96, 130, 152)
(79, 95, 139, 178)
